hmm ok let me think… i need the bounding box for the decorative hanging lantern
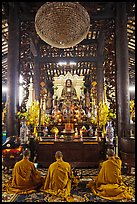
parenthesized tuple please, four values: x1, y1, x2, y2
(35, 2, 90, 48)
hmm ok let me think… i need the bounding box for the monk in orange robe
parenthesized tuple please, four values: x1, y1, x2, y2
(3, 149, 44, 194)
(41, 151, 79, 202)
(86, 149, 133, 201)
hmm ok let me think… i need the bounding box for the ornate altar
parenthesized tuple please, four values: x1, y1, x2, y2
(24, 73, 105, 168)
(24, 73, 98, 142)
(50, 72, 90, 140)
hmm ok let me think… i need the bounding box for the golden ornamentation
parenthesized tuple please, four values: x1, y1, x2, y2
(98, 102, 109, 128)
(92, 81, 97, 87)
(35, 2, 90, 48)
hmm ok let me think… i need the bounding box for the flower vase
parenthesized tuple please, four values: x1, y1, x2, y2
(106, 121, 114, 144)
(20, 121, 28, 145)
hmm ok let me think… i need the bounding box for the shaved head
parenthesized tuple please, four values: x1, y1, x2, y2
(55, 151, 63, 159)
(107, 149, 115, 157)
(23, 148, 30, 157)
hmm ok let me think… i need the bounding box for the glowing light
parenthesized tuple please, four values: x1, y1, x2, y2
(70, 62, 76, 66)
(2, 75, 24, 106)
(57, 62, 67, 66)
(19, 75, 24, 106)
(57, 61, 76, 66)
(129, 86, 135, 92)
(19, 86, 24, 106)
(19, 74, 23, 83)
(2, 86, 8, 92)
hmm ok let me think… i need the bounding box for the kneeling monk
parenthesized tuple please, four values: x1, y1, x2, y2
(41, 151, 78, 202)
(86, 149, 133, 201)
(3, 149, 44, 194)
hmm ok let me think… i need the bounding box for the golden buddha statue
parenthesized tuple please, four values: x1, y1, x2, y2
(61, 79, 78, 101)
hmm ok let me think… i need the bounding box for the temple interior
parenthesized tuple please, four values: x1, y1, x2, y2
(2, 2, 135, 202)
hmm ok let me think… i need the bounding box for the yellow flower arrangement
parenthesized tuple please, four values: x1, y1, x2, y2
(98, 102, 109, 128)
(26, 100, 40, 126)
(2, 104, 6, 124)
(17, 111, 29, 121)
(130, 100, 135, 121)
(41, 114, 51, 126)
(17, 100, 52, 128)
(88, 115, 97, 125)
(17, 100, 40, 126)
(108, 109, 116, 121)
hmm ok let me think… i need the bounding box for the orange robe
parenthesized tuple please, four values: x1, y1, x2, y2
(41, 158, 77, 202)
(86, 156, 133, 200)
(3, 158, 44, 194)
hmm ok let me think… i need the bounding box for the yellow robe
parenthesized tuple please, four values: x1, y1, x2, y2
(41, 158, 76, 202)
(3, 158, 44, 194)
(86, 157, 133, 200)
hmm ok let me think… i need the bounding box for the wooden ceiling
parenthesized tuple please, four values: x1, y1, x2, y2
(2, 2, 135, 92)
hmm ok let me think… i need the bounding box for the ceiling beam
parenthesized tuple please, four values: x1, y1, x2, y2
(19, 12, 115, 22)
(19, 10, 134, 22)
(45, 66, 92, 72)
(3, 2, 135, 22)
(39, 56, 97, 63)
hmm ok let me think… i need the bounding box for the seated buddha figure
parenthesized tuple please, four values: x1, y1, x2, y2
(61, 79, 78, 102)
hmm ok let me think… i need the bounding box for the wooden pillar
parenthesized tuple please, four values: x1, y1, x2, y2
(96, 32, 105, 105)
(46, 79, 54, 112)
(115, 2, 130, 141)
(6, 2, 20, 137)
(30, 37, 40, 101)
(34, 56, 40, 101)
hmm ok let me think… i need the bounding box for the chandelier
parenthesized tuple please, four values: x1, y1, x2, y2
(35, 2, 90, 48)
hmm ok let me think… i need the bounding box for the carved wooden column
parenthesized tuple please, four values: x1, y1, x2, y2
(46, 80, 54, 113)
(96, 32, 105, 105)
(47, 91, 52, 110)
(30, 37, 40, 101)
(115, 2, 130, 141)
(6, 2, 20, 137)
(34, 56, 40, 101)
